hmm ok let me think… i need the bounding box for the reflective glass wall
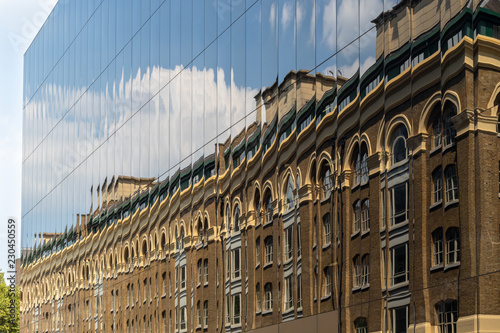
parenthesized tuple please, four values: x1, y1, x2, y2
(23, 0, 401, 256)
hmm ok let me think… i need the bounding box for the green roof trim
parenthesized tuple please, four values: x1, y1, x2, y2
(441, 6, 472, 39)
(297, 97, 315, 121)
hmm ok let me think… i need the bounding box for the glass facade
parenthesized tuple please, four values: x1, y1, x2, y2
(21, 0, 500, 332)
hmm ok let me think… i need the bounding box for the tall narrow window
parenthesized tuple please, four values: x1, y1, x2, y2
(433, 167, 443, 204)
(297, 274, 302, 309)
(285, 176, 294, 211)
(255, 283, 261, 312)
(445, 165, 458, 202)
(162, 273, 166, 296)
(390, 183, 408, 226)
(234, 205, 240, 232)
(284, 227, 293, 261)
(180, 307, 186, 330)
(197, 301, 201, 327)
(323, 213, 331, 245)
(264, 283, 273, 311)
(203, 259, 208, 285)
(353, 200, 361, 233)
(391, 244, 408, 286)
(203, 301, 208, 327)
(255, 237, 261, 266)
(322, 167, 332, 199)
(353, 255, 361, 288)
(197, 260, 202, 285)
(432, 228, 443, 266)
(180, 266, 186, 290)
(324, 268, 332, 297)
(360, 144, 369, 184)
(265, 237, 273, 265)
(284, 276, 293, 311)
(362, 255, 370, 287)
(444, 111, 456, 147)
(226, 204, 231, 231)
(446, 228, 460, 264)
(232, 294, 241, 325)
(433, 116, 442, 148)
(297, 223, 301, 258)
(232, 248, 241, 279)
(361, 200, 370, 232)
(391, 306, 409, 333)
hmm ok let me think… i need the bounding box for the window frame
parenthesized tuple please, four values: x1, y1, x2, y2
(432, 228, 444, 267)
(445, 165, 458, 203)
(446, 228, 460, 265)
(390, 243, 409, 286)
(265, 237, 273, 265)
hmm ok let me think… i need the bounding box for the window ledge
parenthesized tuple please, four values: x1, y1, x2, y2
(255, 263, 260, 269)
(197, 283, 201, 288)
(442, 142, 456, 153)
(361, 283, 370, 291)
(351, 230, 360, 239)
(444, 199, 459, 209)
(255, 310, 262, 315)
(322, 242, 331, 250)
(361, 229, 370, 237)
(283, 307, 294, 315)
(204, 282, 208, 287)
(430, 264, 443, 272)
(264, 262, 273, 269)
(444, 261, 460, 271)
(351, 286, 361, 293)
(389, 157, 409, 171)
(429, 145, 441, 155)
(389, 220, 409, 232)
(388, 281, 409, 291)
(313, 243, 317, 250)
(320, 196, 331, 204)
(284, 257, 293, 265)
(429, 200, 442, 210)
(321, 294, 331, 302)
(161, 294, 166, 299)
(262, 310, 273, 316)
(351, 183, 360, 191)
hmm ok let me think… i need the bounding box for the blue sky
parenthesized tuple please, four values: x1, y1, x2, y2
(0, 0, 55, 274)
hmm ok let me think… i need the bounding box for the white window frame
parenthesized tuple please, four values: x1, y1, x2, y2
(362, 255, 370, 287)
(264, 284, 273, 311)
(433, 168, 443, 204)
(353, 256, 362, 288)
(436, 300, 458, 333)
(353, 201, 361, 233)
(256, 284, 261, 312)
(432, 229, 443, 266)
(204, 259, 209, 285)
(390, 244, 408, 286)
(445, 165, 458, 203)
(232, 248, 241, 280)
(361, 200, 370, 232)
(284, 227, 293, 261)
(390, 183, 408, 226)
(323, 214, 331, 245)
(284, 276, 293, 311)
(265, 237, 273, 265)
(390, 306, 409, 333)
(324, 269, 332, 297)
(180, 265, 186, 290)
(255, 238, 261, 266)
(232, 294, 241, 325)
(204, 301, 208, 327)
(446, 228, 460, 265)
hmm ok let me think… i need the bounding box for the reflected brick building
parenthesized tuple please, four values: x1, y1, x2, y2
(20, 0, 500, 332)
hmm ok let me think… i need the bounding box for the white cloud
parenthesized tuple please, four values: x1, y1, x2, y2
(360, 56, 376, 76)
(269, 3, 276, 30)
(281, 2, 293, 31)
(322, 0, 337, 50)
(296, 1, 304, 30)
(338, 58, 359, 79)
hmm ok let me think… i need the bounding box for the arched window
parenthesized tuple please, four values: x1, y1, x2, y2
(264, 283, 273, 311)
(354, 317, 368, 333)
(264, 189, 273, 223)
(445, 165, 458, 202)
(225, 204, 231, 230)
(198, 219, 203, 243)
(285, 175, 294, 211)
(353, 200, 361, 234)
(443, 104, 456, 147)
(446, 227, 460, 264)
(436, 300, 458, 333)
(391, 125, 408, 165)
(360, 143, 369, 184)
(233, 205, 240, 232)
(321, 162, 332, 199)
(254, 188, 261, 224)
(432, 167, 443, 204)
(431, 104, 442, 148)
(179, 228, 185, 250)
